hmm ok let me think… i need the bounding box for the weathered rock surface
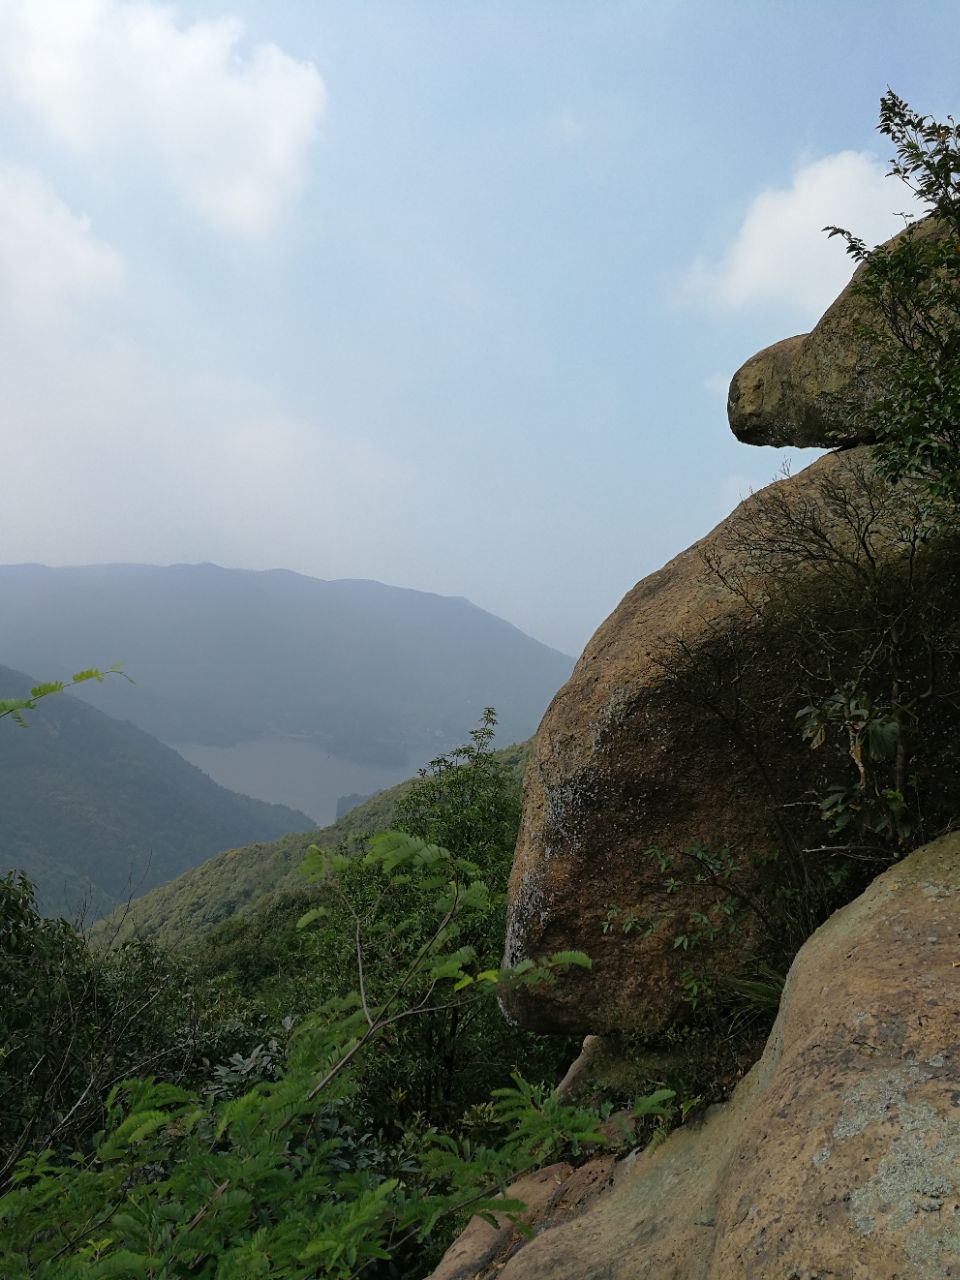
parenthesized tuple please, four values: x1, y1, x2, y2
(462, 835, 960, 1278)
(727, 218, 941, 449)
(727, 320, 877, 449)
(429, 1159, 615, 1280)
(503, 448, 864, 1035)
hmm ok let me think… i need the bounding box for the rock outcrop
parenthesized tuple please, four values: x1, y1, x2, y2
(503, 447, 869, 1035)
(428, 1159, 616, 1280)
(727, 217, 941, 449)
(444, 834, 960, 1279)
(727, 322, 877, 450)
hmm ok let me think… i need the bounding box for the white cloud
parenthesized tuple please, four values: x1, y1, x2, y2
(0, 162, 123, 320)
(680, 151, 923, 319)
(554, 109, 585, 142)
(0, 0, 326, 236)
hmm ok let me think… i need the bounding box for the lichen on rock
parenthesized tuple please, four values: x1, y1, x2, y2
(503, 448, 878, 1035)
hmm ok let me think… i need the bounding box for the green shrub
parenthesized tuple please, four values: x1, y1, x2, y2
(0, 831, 603, 1278)
(827, 92, 960, 503)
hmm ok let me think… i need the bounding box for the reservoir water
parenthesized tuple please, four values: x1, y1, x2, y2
(172, 737, 413, 826)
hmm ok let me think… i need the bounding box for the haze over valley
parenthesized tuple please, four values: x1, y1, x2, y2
(0, 561, 572, 832)
(170, 738, 409, 828)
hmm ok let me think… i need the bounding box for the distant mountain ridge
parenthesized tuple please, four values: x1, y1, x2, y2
(0, 665, 313, 919)
(0, 564, 572, 768)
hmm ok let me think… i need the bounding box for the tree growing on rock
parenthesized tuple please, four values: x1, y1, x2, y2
(827, 91, 960, 502)
(653, 451, 960, 975)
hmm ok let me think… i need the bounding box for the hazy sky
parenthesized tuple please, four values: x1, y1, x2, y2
(0, 1, 953, 655)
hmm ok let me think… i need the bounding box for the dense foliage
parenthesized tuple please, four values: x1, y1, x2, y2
(288, 714, 571, 1130)
(0, 873, 250, 1184)
(0, 841, 601, 1277)
(0, 714, 651, 1278)
(97, 743, 528, 951)
(828, 91, 960, 501)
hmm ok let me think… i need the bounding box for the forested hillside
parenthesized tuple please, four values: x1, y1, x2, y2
(1, 717, 602, 1278)
(96, 741, 529, 949)
(0, 666, 313, 918)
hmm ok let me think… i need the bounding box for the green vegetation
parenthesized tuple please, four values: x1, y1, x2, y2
(0, 873, 248, 1184)
(2, 714, 663, 1277)
(596, 838, 795, 1107)
(0, 665, 124, 727)
(97, 741, 529, 950)
(703, 454, 960, 865)
(827, 91, 960, 502)
(281, 714, 562, 1130)
(660, 454, 960, 974)
(0, 665, 313, 919)
(0, 843, 599, 1277)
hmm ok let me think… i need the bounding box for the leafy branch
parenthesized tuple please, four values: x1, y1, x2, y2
(0, 665, 128, 727)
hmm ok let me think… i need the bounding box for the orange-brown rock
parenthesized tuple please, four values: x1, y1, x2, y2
(504, 448, 869, 1035)
(476, 835, 960, 1278)
(727, 217, 943, 449)
(727, 324, 876, 449)
(427, 1159, 615, 1280)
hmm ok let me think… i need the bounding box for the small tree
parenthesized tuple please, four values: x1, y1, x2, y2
(827, 91, 960, 501)
(295, 713, 568, 1128)
(652, 453, 960, 972)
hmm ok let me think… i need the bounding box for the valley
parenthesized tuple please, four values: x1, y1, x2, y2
(0, 567, 567, 914)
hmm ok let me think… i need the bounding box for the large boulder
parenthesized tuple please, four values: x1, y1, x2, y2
(727, 322, 877, 450)
(727, 218, 941, 449)
(503, 448, 869, 1035)
(473, 834, 960, 1278)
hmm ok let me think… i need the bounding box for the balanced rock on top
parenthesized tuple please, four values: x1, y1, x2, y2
(726, 321, 876, 450)
(726, 217, 942, 449)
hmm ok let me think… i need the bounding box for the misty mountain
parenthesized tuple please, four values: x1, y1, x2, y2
(0, 665, 313, 919)
(0, 564, 572, 768)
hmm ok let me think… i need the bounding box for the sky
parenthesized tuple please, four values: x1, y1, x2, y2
(0, 1, 954, 656)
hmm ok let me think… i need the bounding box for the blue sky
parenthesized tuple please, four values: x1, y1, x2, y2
(0, 1, 955, 654)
